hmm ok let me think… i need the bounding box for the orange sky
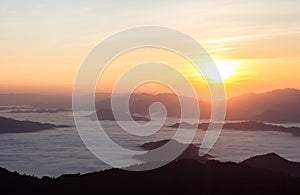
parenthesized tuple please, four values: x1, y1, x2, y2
(1, 1, 300, 98)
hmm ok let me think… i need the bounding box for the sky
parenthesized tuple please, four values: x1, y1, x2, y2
(1, 0, 300, 98)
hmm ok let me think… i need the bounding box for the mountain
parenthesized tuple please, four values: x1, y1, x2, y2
(1, 154, 300, 194)
(169, 121, 300, 136)
(1, 88, 299, 123)
(95, 89, 300, 123)
(242, 153, 300, 178)
(89, 109, 150, 121)
(0, 117, 69, 133)
(95, 93, 211, 119)
(227, 88, 300, 122)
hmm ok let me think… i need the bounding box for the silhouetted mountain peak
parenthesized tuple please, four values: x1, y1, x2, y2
(1, 154, 300, 194)
(243, 152, 289, 164)
(242, 153, 300, 178)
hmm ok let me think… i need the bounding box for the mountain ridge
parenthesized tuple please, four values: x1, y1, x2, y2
(1, 88, 299, 123)
(1, 153, 300, 194)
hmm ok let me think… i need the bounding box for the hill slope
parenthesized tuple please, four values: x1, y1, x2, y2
(1, 155, 300, 194)
(0, 117, 69, 133)
(227, 88, 300, 122)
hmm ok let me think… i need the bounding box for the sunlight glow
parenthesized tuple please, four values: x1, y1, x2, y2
(199, 60, 237, 83)
(215, 60, 236, 81)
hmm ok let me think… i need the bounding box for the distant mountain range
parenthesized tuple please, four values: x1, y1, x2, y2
(226, 88, 300, 123)
(95, 93, 210, 119)
(1, 88, 299, 123)
(94, 88, 300, 123)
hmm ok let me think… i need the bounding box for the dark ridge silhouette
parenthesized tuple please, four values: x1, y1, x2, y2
(169, 121, 300, 136)
(1, 155, 300, 194)
(0, 117, 69, 133)
(138, 140, 300, 178)
(242, 153, 300, 178)
(135, 139, 213, 163)
(7, 108, 71, 114)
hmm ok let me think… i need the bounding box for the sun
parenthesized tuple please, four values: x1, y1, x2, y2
(201, 60, 237, 82)
(215, 60, 236, 81)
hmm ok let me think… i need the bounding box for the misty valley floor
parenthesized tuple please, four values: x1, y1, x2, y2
(0, 110, 300, 177)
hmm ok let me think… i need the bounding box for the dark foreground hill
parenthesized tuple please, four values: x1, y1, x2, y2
(242, 153, 300, 178)
(1, 154, 300, 195)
